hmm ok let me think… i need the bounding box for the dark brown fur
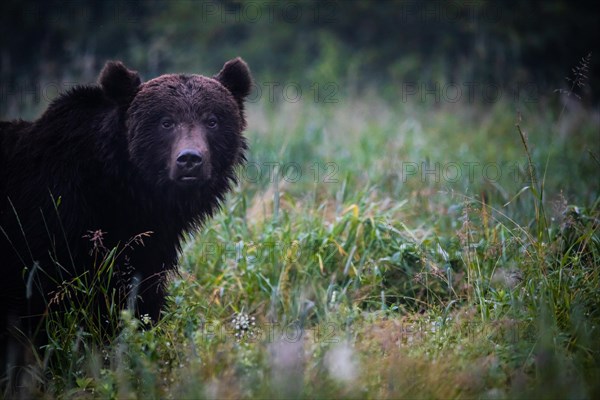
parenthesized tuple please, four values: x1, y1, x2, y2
(0, 58, 252, 385)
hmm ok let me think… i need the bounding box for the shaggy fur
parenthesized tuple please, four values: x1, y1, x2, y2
(0, 58, 251, 373)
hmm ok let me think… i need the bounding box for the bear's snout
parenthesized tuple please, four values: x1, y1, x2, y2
(176, 149, 204, 172)
(173, 147, 209, 185)
(169, 125, 213, 186)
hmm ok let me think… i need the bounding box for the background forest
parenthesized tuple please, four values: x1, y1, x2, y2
(1, 0, 599, 117)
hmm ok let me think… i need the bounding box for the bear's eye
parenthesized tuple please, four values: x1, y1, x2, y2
(206, 116, 218, 129)
(161, 118, 175, 130)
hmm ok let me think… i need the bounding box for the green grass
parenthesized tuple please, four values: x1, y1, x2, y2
(11, 92, 600, 399)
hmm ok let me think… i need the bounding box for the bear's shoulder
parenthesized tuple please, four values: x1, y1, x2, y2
(42, 85, 112, 118)
(28, 84, 125, 153)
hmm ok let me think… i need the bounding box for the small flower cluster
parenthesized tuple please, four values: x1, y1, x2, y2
(140, 313, 152, 325)
(232, 312, 257, 342)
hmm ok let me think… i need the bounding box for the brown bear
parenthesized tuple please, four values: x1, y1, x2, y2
(0, 58, 251, 376)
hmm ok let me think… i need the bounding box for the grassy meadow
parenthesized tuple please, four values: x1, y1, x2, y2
(12, 82, 600, 399)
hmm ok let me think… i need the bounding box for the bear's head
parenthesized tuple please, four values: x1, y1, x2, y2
(98, 58, 252, 190)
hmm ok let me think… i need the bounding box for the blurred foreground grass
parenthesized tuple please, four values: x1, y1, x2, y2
(16, 92, 600, 399)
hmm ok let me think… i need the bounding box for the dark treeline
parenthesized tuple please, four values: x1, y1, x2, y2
(1, 0, 598, 115)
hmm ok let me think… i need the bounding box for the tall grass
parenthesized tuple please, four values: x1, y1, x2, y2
(5, 88, 599, 398)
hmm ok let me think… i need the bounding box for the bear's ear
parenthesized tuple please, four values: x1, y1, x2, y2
(213, 58, 252, 103)
(98, 61, 141, 104)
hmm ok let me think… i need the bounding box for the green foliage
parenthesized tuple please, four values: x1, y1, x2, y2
(8, 87, 598, 398)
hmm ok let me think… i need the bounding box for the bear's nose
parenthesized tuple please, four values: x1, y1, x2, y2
(176, 149, 203, 172)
